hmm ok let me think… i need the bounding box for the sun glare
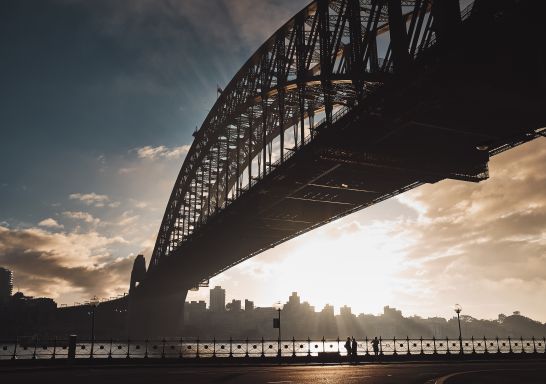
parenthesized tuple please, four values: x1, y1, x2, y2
(190, 216, 416, 316)
(269, 221, 411, 314)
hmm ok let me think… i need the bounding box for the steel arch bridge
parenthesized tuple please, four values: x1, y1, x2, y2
(129, 0, 546, 336)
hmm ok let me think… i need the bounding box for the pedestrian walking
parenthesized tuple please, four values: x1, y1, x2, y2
(372, 336, 380, 356)
(344, 337, 351, 359)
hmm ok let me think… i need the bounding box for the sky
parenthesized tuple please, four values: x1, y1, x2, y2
(1, 0, 545, 321)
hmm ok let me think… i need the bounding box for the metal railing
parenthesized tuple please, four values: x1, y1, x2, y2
(1, 335, 544, 360)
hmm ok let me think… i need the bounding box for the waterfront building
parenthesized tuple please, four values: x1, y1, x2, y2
(0, 267, 13, 302)
(209, 286, 226, 312)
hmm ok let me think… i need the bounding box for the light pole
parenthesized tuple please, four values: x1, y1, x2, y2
(273, 301, 282, 357)
(454, 304, 463, 354)
(89, 296, 99, 358)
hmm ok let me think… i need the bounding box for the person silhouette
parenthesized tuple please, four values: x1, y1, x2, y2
(372, 336, 380, 356)
(351, 337, 358, 359)
(344, 337, 351, 358)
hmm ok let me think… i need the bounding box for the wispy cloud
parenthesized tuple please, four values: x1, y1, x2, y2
(129, 199, 148, 209)
(38, 218, 64, 229)
(56, 0, 308, 100)
(69, 192, 119, 208)
(224, 0, 307, 47)
(118, 167, 137, 175)
(73, 0, 307, 51)
(62, 211, 100, 226)
(117, 210, 140, 227)
(135, 144, 190, 160)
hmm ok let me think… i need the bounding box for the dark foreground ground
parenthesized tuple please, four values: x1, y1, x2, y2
(1, 360, 545, 383)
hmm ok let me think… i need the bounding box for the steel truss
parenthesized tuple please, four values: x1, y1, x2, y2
(150, 0, 472, 269)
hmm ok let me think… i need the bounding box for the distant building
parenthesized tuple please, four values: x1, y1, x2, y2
(226, 299, 241, 311)
(11, 292, 57, 310)
(321, 304, 334, 317)
(244, 299, 254, 311)
(383, 305, 402, 317)
(185, 300, 206, 313)
(209, 286, 226, 312)
(284, 292, 304, 313)
(0, 268, 13, 302)
(288, 292, 300, 305)
(184, 300, 207, 323)
(340, 305, 352, 317)
(301, 301, 315, 313)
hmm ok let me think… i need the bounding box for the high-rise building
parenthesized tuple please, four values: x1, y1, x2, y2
(340, 305, 352, 317)
(288, 292, 300, 305)
(283, 292, 302, 313)
(0, 267, 13, 302)
(244, 299, 254, 311)
(383, 305, 402, 317)
(209, 286, 225, 312)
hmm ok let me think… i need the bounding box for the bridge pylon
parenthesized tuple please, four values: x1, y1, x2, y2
(128, 255, 188, 338)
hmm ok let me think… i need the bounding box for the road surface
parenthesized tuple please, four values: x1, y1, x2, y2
(1, 360, 544, 383)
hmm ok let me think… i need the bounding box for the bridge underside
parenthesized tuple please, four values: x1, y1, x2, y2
(129, 0, 545, 337)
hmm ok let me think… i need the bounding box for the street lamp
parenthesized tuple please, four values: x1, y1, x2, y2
(454, 304, 463, 354)
(273, 301, 282, 357)
(89, 296, 99, 358)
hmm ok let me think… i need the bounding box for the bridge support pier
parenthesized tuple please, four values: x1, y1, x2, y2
(128, 288, 188, 338)
(128, 255, 189, 338)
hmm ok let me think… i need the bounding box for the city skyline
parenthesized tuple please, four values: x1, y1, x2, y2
(181, 289, 545, 340)
(1, 0, 545, 323)
(2, 270, 538, 325)
(187, 286, 532, 321)
(4, 279, 544, 341)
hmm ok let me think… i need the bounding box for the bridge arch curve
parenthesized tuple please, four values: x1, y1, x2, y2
(150, 0, 449, 270)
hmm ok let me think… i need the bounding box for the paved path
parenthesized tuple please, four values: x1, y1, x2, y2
(1, 360, 544, 383)
(435, 366, 546, 384)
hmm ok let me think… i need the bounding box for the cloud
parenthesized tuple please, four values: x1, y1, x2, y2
(392, 138, 546, 317)
(398, 139, 546, 265)
(135, 144, 190, 160)
(118, 211, 140, 227)
(69, 192, 119, 207)
(129, 199, 148, 209)
(118, 167, 137, 175)
(62, 211, 100, 226)
(0, 225, 131, 299)
(224, 0, 307, 47)
(38, 218, 63, 229)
